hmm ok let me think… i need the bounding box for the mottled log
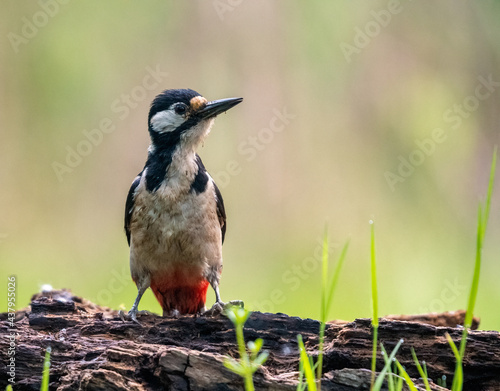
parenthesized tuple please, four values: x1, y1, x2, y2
(0, 290, 498, 390)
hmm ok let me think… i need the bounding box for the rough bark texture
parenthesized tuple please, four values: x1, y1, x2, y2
(0, 290, 499, 391)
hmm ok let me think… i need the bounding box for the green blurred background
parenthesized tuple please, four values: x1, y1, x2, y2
(1, 1, 499, 329)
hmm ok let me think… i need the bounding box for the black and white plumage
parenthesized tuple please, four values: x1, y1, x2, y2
(122, 89, 242, 322)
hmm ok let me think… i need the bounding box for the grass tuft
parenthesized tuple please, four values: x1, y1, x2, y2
(296, 230, 349, 390)
(224, 306, 269, 391)
(451, 147, 496, 391)
(410, 347, 431, 391)
(373, 339, 403, 391)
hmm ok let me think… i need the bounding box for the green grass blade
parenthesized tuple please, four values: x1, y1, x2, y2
(325, 240, 350, 315)
(446, 333, 463, 391)
(462, 147, 496, 331)
(410, 348, 431, 391)
(318, 234, 349, 382)
(463, 204, 484, 331)
(297, 359, 307, 391)
(380, 345, 395, 391)
(371, 325, 379, 388)
(396, 370, 404, 391)
(482, 145, 497, 237)
(321, 227, 329, 324)
(446, 333, 461, 362)
(370, 221, 379, 327)
(41, 346, 51, 391)
(297, 335, 317, 391)
(370, 220, 379, 389)
(455, 204, 483, 385)
(394, 360, 419, 391)
(454, 147, 496, 391)
(317, 229, 329, 383)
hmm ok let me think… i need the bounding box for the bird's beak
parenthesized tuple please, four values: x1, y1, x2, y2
(197, 97, 243, 119)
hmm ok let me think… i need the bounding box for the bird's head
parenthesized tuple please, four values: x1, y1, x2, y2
(147, 89, 242, 152)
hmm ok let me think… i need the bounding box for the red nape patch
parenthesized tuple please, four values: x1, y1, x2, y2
(150, 274, 209, 315)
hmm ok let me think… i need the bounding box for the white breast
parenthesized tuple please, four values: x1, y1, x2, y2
(129, 167, 223, 284)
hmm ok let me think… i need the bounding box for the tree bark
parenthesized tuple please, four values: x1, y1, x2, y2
(0, 290, 498, 391)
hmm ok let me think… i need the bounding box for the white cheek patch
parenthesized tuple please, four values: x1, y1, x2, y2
(150, 110, 187, 133)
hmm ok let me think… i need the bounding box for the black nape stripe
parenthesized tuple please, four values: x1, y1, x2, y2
(190, 155, 209, 194)
(145, 146, 176, 192)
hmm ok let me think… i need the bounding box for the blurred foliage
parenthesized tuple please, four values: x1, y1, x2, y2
(1, 1, 499, 329)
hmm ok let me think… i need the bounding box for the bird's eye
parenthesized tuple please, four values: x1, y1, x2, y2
(174, 104, 187, 115)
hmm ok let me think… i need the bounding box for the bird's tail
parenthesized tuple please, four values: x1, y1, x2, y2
(150, 277, 209, 315)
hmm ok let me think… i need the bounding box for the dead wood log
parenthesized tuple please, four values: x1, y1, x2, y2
(0, 290, 499, 390)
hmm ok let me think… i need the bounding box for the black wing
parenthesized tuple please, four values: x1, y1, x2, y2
(213, 180, 227, 244)
(191, 155, 209, 194)
(124, 173, 142, 246)
(193, 154, 226, 244)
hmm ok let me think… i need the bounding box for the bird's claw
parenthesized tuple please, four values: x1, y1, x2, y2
(118, 309, 150, 325)
(203, 302, 224, 316)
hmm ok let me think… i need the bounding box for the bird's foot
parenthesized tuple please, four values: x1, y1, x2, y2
(118, 309, 151, 325)
(203, 300, 244, 317)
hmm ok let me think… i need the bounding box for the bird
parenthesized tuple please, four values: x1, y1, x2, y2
(122, 88, 243, 323)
